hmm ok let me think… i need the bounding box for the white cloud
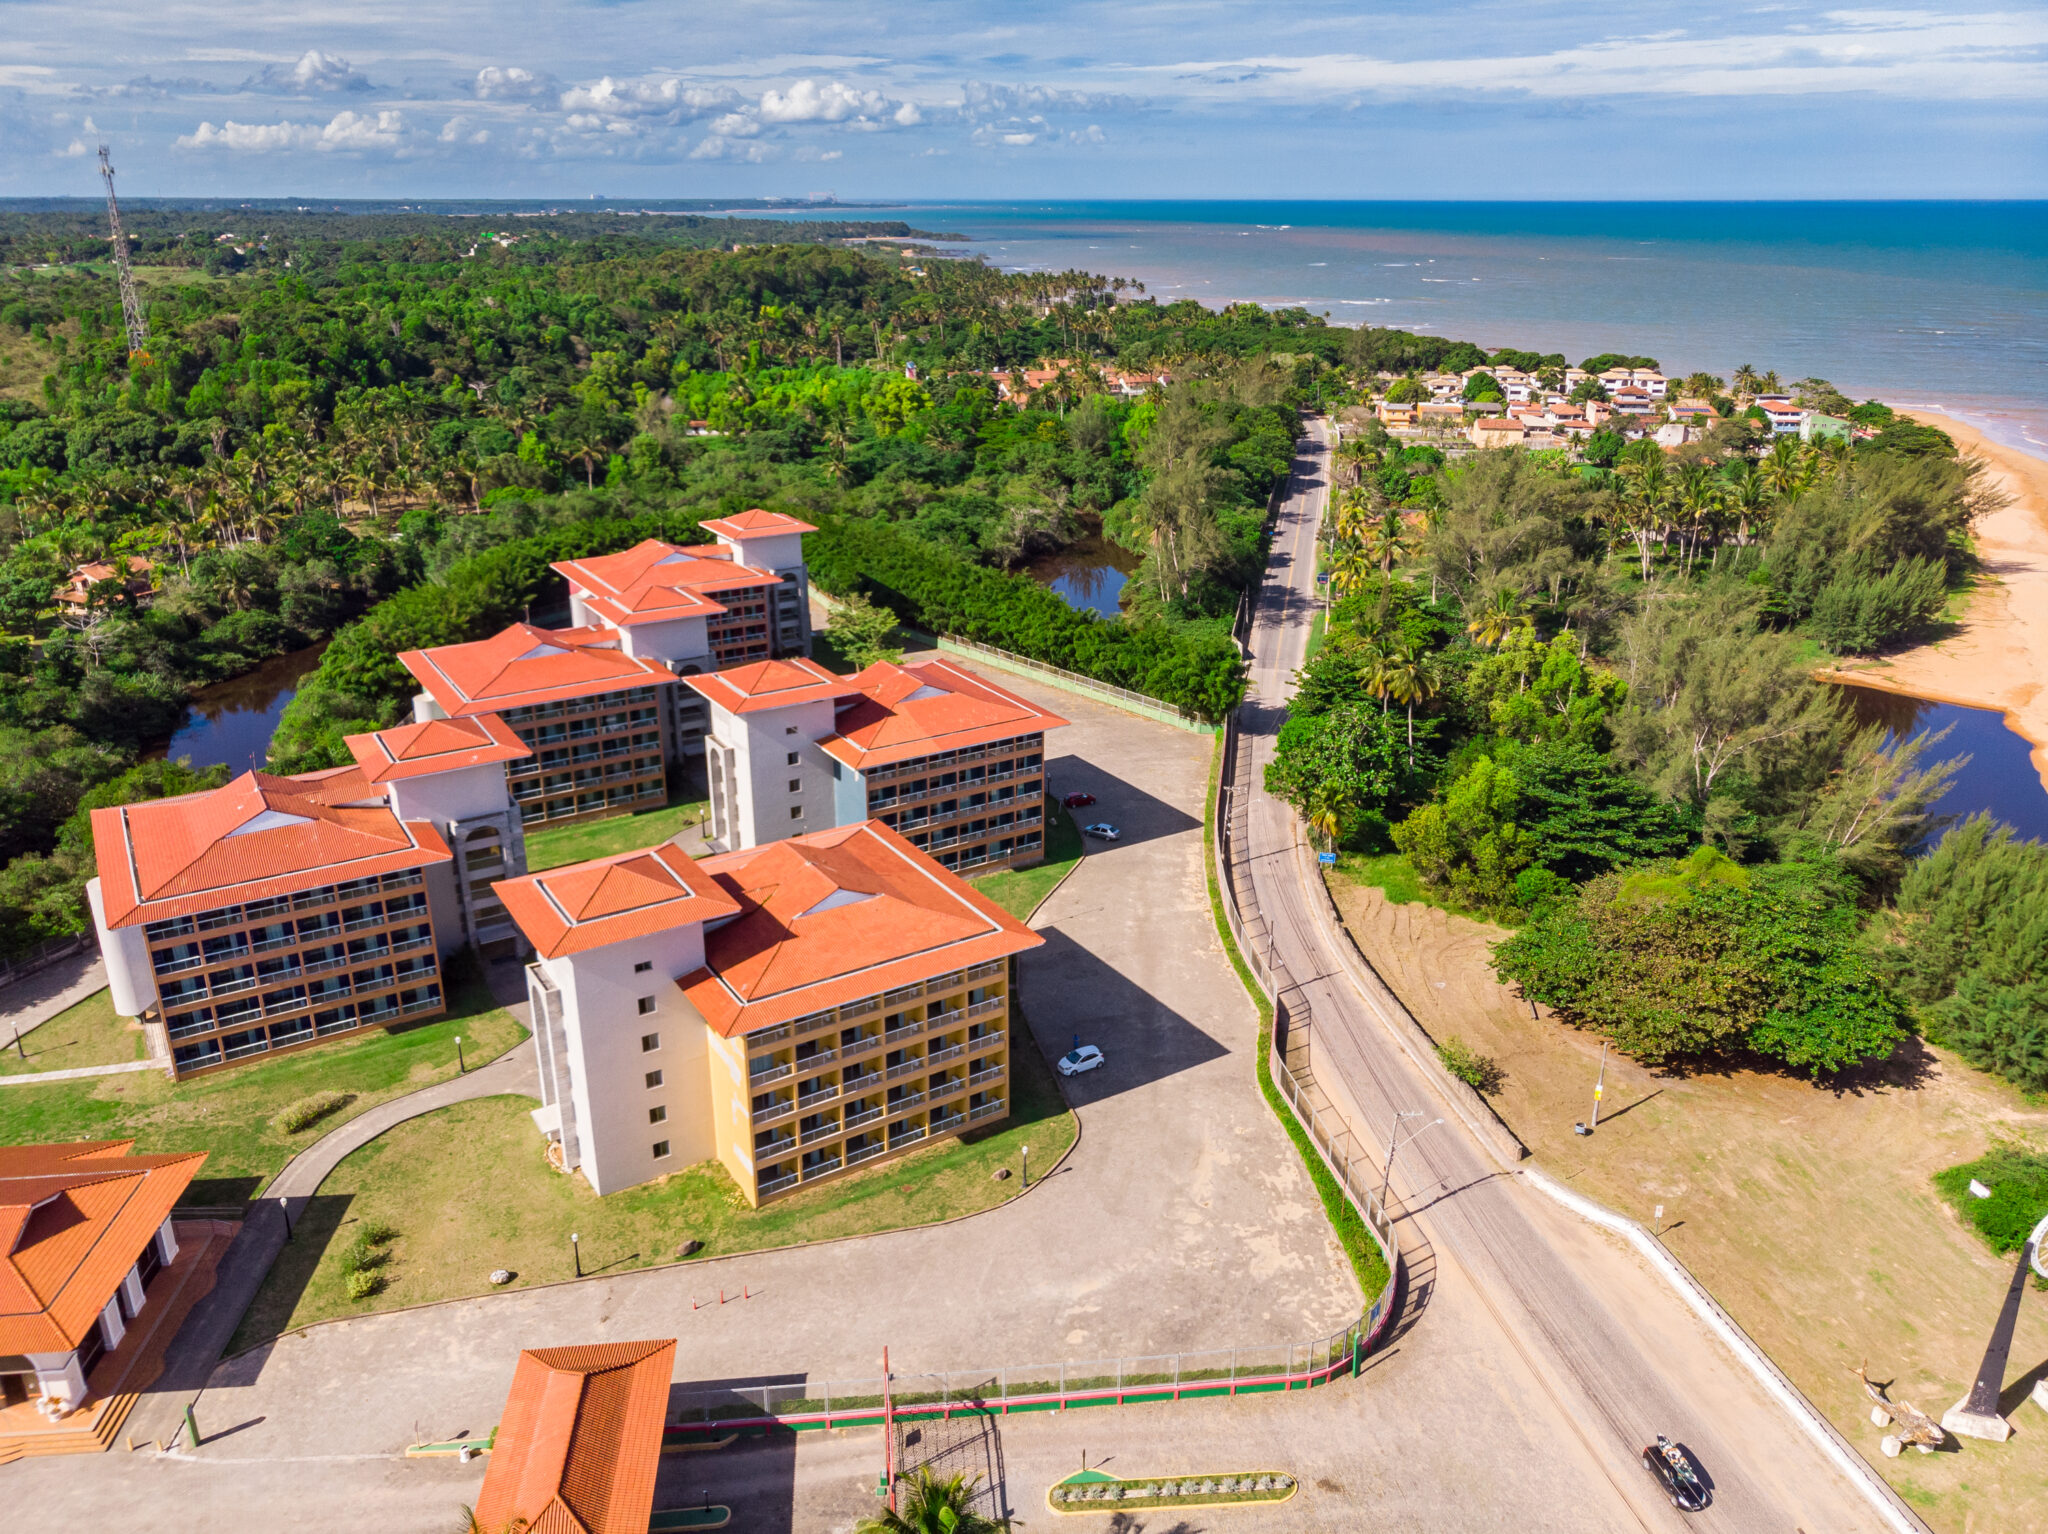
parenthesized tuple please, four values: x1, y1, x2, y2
(439, 115, 489, 145)
(175, 108, 409, 153)
(757, 78, 894, 124)
(472, 66, 557, 102)
(558, 75, 739, 122)
(244, 49, 373, 95)
(690, 133, 777, 162)
(55, 139, 88, 157)
(958, 81, 1139, 117)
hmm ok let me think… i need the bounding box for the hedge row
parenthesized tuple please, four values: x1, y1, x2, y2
(806, 513, 1247, 722)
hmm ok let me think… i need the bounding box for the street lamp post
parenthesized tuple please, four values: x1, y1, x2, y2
(1574, 1041, 1609, 1137)
(1020, 1144, 1030, 1191)
(570, 1231, 581, 1279)
(1378, 1112, 1443, 1209)
(455, 1034, 464, 1074)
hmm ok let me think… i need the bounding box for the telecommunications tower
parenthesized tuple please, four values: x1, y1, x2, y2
(96, 143, 149, 359)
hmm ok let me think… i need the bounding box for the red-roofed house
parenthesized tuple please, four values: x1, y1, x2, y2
(53, 556, 154, 616)
(497, 820, 1041, 1199)
(89, 765, 458, 1078)
(0, 1141, 204, 1424)
(685, 657, 1066, 875)
(473, 1339, 675, 1534)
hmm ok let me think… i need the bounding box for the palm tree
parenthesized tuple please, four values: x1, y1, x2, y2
(1466, 588, 1532, 651)
(454, 1510, 529, 1534)
(1326, 539, 1376, 601)
(1719, 459, 1770, 545)
(856, 1469, 1007, 1534)
(1361, 508, 1415, 595)
(1731, 364, 1762, 399)
(1307, 790, 1344, 851)
(1380, 642, 1439, 763)
(1759, 436, 1807, 502)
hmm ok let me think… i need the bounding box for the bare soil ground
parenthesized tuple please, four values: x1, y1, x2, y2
(1328, 870, 2048, 1533)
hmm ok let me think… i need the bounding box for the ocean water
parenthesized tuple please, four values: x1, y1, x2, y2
(771, 201, 2048, 458)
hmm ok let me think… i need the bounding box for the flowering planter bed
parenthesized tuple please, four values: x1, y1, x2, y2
(1048, 1468, 1297, 1513)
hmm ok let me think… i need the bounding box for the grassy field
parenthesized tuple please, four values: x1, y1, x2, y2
(1324, 874, 2048, 1533)
(970, 799, 1084, 921)
(1329, 849, 1428, 909)
(0, 989, 147, 1076)
(0, 973, 527, 1206)
(524, 796, 708, 872)
(233, 1004, 1079, 1348)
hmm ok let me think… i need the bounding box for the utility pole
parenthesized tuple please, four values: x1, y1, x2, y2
(1378, 1111, 1442, 1209)
(97, 144, 150, 360)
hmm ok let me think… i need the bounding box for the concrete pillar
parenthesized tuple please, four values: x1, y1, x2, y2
(30, 1351, 86, 1407)
(156, 1216, 180, 1265)
(98, 1295, 126, 1350)
(121, 1264, 146, 1319)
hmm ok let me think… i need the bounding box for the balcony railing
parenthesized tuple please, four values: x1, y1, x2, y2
(889, 1125, 928, 1149)
(755, 1133, 796, 1159)
(930, 1110, 966, 1134)
(967, 996, 1006, 1019)
(792, 1046, 837, 1068)
(268, 1024, 314, 1050)
(967, 1066, 1006, 1089)
(923, 1042, 966, 1069)
(251, 934, 298, 955)
(153, 954, 205, 977)
(968, 1029, 1005, 1053)
(846, 1141, 889, 1167)
(882, 1018, 926, 1045)
(222, 1035, 272, 1062)
(842, 1104, 883, 1131)
(746, 1022, 792, 1048)
(757, 1171, 800, 1198)
(839, 1035, 882, 1061)
(884, 1057, 926, 1082)
(928, 1076, 967, 1101)
(753, 1100, 795, 1127)
(400, 997, 444, 1017)
(969, 1098, 1008, 1121)
(795, 1084, 838, 1110)
(208, 974, 259, 999)
(886, 1091, 925, 1114)
(800, 1156, 843, 1183)
(798, 1122, 841, 1146)
(165, 1014, 218, 1042)
(750, 1062, 793, 1086)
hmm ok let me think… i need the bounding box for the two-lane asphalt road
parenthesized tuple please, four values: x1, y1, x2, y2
(1230, 420, 1915, 1534)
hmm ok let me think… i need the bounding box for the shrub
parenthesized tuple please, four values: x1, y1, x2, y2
(345, 1269, 383, 1302)
(1933, 1149, 2048, 1255)
(273, 1090, 356, 1135)
(1436, 1036, 1505, 1095)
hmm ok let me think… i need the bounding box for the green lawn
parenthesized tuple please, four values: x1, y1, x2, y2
(524, 797, 709, 872)
(1329, 850, 1427, 907)
(971, 799, 1084, 921)
(0, 970, 527, 1206)
(233, 1004, 1079, 1349)
(0, 989, 146, 1076)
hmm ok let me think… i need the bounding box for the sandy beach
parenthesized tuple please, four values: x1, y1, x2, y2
(1819, 410, 2048, 794)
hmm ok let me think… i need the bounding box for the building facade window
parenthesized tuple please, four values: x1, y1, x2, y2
(641, 1032, 660, 1052)
(649, 1105, 668, 1124)
(789, 806, 803, 820)
(645, 1069, 663, 1088)
(636, 996, 656, 1015)
(634, 960, 652, 973)
(652, 1140, 670, 1159)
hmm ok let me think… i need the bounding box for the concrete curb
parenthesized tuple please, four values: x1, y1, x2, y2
(1517, 1166, 1932, 1534)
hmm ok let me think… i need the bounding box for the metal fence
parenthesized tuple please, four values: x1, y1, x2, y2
(662, 1314, 1372, 1440)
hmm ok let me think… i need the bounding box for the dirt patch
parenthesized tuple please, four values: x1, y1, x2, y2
(1328, 870, 2048, 1533)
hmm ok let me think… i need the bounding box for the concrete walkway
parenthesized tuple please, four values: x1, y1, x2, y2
(0, 951, 107, 1050)
(123, 1032, 538, 1447)
(0, 1057, 159, 1086)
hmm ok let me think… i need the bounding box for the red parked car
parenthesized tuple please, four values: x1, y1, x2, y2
(1062, 792, 1096, 809)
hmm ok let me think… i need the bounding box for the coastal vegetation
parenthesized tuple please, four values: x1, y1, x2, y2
(1280, 403, 2038, 1087)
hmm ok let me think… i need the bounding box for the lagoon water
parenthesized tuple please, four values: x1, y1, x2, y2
(1027, 531, 1142, 618)
(157, 643, 327, 774)
(1839, 685, 2048, 847)
(775, 200, 2048, 459)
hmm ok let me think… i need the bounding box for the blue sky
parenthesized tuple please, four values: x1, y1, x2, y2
(5, 3, 2044, 199)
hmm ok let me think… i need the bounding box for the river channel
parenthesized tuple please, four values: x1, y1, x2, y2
(1027, 531, 1143, 619)
(155, 643, 329, 775)
(1837, 682, 2048, 846)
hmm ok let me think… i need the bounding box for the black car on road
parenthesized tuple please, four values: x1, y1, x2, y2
(1641, 1435, 1709, 1512)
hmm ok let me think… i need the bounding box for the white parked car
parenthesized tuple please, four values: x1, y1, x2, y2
(1058, 1045, 1105, 1077)
(1082, 823, 1121, 842)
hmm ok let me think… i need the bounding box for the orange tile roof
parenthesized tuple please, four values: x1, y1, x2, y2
(553, 538, 787, 628)
(344, 713, 532, 784)
(474, 1339, 675, 1534)
(493, 842, 744, 960)
(697, 508, 818, 540)
(682, 657, 862, 716)
(401, 622, 679, 717)
(815, 659, 1067, 772)
(681, 821, 1043, 1037)
(92, 769, 453, 930)
(0, 1141, 205, 1355)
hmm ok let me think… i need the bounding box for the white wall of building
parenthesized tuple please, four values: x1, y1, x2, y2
(613, 613, 712, 671)
(386, 762, 515, 824)
(87, 877, 157, 1018)
(704, 696, 840, 850)
(713, 530, 804, 574)
(541, 921, 715, 1195)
